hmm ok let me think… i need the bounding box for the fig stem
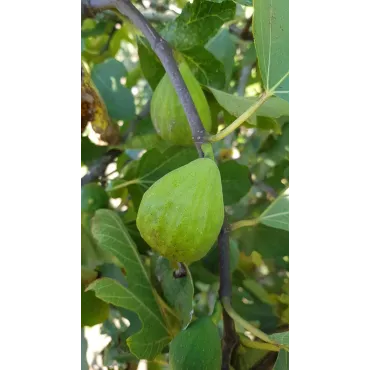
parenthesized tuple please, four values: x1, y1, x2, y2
(173, 262, 187, 278)
(231, 218, 258, 230)
(209, 92, 270, 143)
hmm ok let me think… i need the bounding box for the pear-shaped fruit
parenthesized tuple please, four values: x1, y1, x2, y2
(169, 317, 221, 370)
(136, 158, 224, 264)
(150, 63, 212, 146)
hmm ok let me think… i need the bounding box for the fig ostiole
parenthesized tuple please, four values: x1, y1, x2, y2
(136, 158, 224, 265)
(150, 62, 212, 146)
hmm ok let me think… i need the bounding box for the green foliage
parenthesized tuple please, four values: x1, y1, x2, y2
(169, 317, 221, 370)
(91, 58, 135, 121)
(81, 283, 110, 327)
(253, 0, 289, 100)
(87, 210, 171, 359)
(161, 0, 236, 50)
(81, 1, 289, 368)
(81, 183, 109, 213)
(154, 255, 194, 328)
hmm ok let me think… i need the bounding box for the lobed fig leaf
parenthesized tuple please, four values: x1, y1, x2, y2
(150, 62, 212, 146)
(136, 158, 224, 265)
(169, 316, 221, 370)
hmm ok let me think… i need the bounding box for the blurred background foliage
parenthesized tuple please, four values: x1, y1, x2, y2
(81, 0, 288, 369)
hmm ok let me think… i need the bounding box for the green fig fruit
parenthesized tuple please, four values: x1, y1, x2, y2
(150, 63, 212, 146)
(169, 317, 221, 370)
(136, 158, 224, 264)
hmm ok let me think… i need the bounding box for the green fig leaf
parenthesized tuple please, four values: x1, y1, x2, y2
(81, 137, 107, 166)
(234, 224, 288, 258)
(81, 283, 110, 327)
(242, 279, 274, 305)
(219, 160, 251, 206)
(92, 58, 135, 121)
(232, 287, 279, 332)
(253, 0, 289, 100)
(270, 331, 289, 347)
(161, 0, 236, 51)
(169, 317, 221, 370)
(234, 345, 269, 370)
(155, 256, 194, 329)
(273, 349, 289, 370)
(126, 146, 198, 209)
(137, 37, 165, 90)
(87, 210, 171, 359)
(259, 188, 289, 231)
(206, 28, 236, 88)
(181, 46, 226, 89)
(256, 116, 282, 135)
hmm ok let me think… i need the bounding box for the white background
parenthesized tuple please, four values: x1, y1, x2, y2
(0, 0, 369, 369)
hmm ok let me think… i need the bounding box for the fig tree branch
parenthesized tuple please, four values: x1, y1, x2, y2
(218, 217, 239, 370)
(81, 148, 122, 186)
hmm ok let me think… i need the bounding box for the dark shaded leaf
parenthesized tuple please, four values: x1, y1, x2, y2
(219, 160, 251, 205)
(206, 29, 236, 87)
(137, 37, 165, 90)
(92, 58, 135, 121)
(182, 46, 226, 89)
(234, 224, 288, 258)
(155, 256, 194, 328)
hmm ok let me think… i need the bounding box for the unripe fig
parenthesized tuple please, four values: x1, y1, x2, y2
(136, 158, 224, 264)
(169, 317, 221, 370)
(150, 63, 212, 146)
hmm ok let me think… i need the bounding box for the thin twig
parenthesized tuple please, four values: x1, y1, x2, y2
(81, 148, 122, 186)
(237, 65, 252, 97)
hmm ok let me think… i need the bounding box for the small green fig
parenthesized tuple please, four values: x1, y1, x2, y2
(136, 158, 224, 264)
(169, 317, 221, 370)
(150, 62, 212, 146)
